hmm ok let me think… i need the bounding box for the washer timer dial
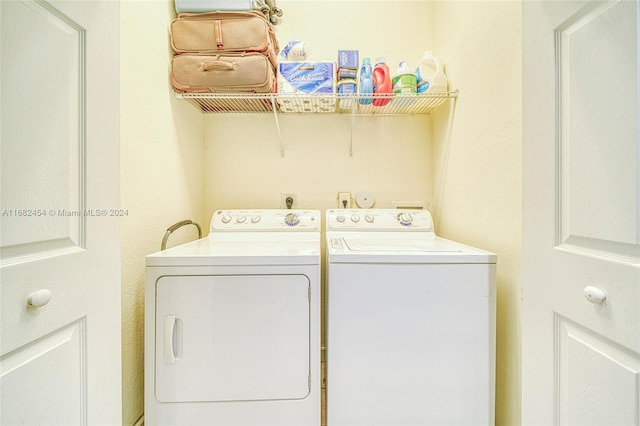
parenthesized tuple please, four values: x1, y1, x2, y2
(284, 213, 300, 227)
(397, 212, 414, 226)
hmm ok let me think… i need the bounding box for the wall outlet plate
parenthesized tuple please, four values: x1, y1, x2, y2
(338, 192, 351, 209)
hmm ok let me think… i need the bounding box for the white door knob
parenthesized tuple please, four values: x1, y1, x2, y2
(28, 289, 52, 308)
(583, 286, 607, 304)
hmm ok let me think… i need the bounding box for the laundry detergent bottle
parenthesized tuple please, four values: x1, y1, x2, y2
(359, 57, 374, 105)
(372, 57, 392, 106)
(416, 51, 448, 94)
(392, 61, 417, 94)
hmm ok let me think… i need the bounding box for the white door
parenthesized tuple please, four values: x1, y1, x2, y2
(523, 1, 639, 425)
(0, 0, 121, 424)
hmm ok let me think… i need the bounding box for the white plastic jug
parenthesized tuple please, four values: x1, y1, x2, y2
(416, 51, 448, 94)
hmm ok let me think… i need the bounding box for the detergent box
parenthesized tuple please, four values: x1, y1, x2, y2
(277, 61, 336, 112)
(338, 50, 359, 69)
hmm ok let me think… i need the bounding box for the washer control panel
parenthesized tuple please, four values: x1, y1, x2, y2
(211, 209, 320, 232)
(326, 209, 434, 232)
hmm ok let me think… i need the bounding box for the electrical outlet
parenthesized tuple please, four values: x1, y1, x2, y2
(280, 193, 299, 209)
(338, 192, 351, 209)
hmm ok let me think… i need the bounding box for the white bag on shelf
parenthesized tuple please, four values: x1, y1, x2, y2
(175, 0, 252, 14)
(174, 0, 283, 25)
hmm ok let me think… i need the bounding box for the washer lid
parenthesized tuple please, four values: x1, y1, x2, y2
(327, 233, 496, 264)
(343, 235, 452, 252)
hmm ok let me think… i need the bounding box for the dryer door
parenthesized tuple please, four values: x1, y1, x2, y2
(155, 274, 310, 402)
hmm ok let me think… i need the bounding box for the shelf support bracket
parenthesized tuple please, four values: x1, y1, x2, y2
(269, 95, 285, 158)
(433, 94, 459, 230)
(349, 100, 356, 157)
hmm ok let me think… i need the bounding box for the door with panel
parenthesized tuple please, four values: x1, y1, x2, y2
(0, 0, 121, 424)
(523, 1, 639, 424)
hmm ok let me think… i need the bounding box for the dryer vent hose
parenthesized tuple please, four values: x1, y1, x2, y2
(161, 220, 202, 250)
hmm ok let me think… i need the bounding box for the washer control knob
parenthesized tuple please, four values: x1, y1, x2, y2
(398, 212, 414, 226)
(285, 213, 300, 227)
(365, 214, 375, 223)
(351, 214, 360, 223)
(251, 215, 261, 223)
(336, 215, 346, 223)
(221, 214, 232, 224)
(236, 215, 246, 224)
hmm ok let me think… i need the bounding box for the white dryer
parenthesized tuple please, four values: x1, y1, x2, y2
(325, 209, 496, 426)
(145, 209, 321, 426)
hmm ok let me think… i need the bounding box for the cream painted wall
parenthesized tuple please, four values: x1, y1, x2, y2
(203, 0, 437, 222)
(432, 2, 522, 425)
(120, 1, 205, 424)
(203, 114, 432, 216)
(119, 1, 523, 425)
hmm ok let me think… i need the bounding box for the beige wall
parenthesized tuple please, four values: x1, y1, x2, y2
(203, 1, 437, 219)
(120, 1, 522, 424)
(120, 1, 205, 424)
(432, 2, 522, 425)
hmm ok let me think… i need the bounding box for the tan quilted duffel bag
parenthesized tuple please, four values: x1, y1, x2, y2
(171, 53, 276, 94)
(170, 11, 279, 68)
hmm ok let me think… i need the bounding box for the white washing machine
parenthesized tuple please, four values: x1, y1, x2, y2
(325, 209, 497, 426)
(145, 209, 321, 426)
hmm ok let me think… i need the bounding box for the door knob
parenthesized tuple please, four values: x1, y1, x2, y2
(583, 286, 607, 304)
(27, 289, 52, 308)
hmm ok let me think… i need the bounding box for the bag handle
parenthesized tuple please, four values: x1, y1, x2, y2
(202, 60, 238, 72)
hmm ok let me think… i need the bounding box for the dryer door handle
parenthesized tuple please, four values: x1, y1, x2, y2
(164, 315, 177, 364)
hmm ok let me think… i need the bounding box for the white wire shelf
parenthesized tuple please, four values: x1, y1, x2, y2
(176, 90, 458, 115)
(175, 90, 458, 158)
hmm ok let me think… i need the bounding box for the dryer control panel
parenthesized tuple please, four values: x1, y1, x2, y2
(211, 209, 321, 232)
(326, 209, 435, 232)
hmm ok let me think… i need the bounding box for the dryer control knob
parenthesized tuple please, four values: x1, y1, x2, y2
(398, 212, 414, 226)
(336, 215, 346, 223)
(251, 215, 261, 223)
(285, 213, 300, 226)
(351, 214, 360, 223)
(365, 214, 375, 223)
(221, 214, 232, 224)
(236, 215, 247, 224)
